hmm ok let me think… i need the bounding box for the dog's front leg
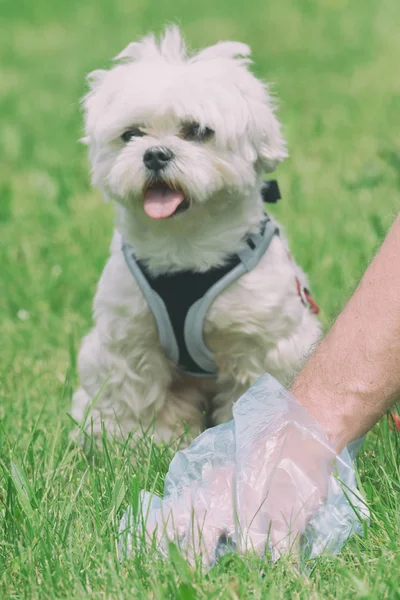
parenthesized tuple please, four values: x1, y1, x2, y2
(71, 327, 205, 446)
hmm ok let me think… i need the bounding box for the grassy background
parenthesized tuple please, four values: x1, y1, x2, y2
(1, 0, 400, 597)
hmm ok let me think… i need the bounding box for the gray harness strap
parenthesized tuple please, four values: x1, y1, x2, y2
(183, 219, 278, 374)
(121, 247, 180, 366)
(122, 218, 278, 377)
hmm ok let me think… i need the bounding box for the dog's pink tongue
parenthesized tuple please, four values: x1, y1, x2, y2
(144, 187, 185, 219)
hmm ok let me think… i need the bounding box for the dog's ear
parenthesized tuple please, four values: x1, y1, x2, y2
(81, 71, 107, 147)
(191, 39, 287, 172)
(254, 89, 288, 173)
(257, 123, 288, 172)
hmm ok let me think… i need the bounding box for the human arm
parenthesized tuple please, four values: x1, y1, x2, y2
(292, 214, 400, 451)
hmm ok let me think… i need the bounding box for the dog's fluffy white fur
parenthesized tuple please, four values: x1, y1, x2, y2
(72, 26, 321, 443)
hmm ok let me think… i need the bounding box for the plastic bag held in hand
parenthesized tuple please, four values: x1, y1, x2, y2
(119, 375, 368, 566)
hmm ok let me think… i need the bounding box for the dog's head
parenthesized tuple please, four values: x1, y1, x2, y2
(83, 26, 287, 221)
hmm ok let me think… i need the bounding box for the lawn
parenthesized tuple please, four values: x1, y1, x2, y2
(1, 0, 400, 597)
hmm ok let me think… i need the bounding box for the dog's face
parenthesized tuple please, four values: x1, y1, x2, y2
(83, 27, 287, 221)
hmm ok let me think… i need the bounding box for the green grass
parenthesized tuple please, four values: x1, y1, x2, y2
(1, 0, 400, 597)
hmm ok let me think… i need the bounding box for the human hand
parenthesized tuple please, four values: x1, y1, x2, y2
(120, 375, 366, 566)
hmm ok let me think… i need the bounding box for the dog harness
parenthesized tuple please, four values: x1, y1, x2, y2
(122, 216, 278, 377)
(122, 181, 318, 377)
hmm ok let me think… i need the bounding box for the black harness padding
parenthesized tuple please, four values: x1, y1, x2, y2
(136, 254, 242, 375)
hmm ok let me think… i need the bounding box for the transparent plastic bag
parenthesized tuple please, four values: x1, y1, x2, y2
(119, 374, 369, 566)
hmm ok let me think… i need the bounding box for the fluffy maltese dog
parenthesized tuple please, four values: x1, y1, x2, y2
(72, 26, 321, 445)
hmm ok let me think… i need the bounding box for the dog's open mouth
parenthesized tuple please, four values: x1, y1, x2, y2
(143, 181, 190, 220)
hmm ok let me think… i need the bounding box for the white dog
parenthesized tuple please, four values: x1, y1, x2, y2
(72, 26, 321, 445)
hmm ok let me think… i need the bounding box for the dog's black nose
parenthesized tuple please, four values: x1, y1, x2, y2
(143, 147, 175, 171)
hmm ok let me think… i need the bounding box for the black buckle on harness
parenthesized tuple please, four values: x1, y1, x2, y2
(261, 180, 281, 204)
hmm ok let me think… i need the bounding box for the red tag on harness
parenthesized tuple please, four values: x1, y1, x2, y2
(296, 277, 320, 314)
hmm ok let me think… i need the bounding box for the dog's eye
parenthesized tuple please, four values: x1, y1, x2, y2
(180, 122, 214, 142)
(121, 127, 145, 142)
